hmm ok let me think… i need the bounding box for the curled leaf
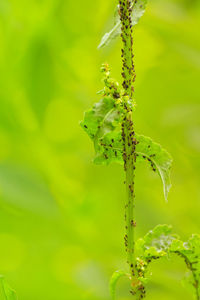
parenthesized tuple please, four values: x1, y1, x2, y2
(136, 135, 173, 201)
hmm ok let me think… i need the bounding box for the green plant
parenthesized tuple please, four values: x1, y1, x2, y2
(0, 276, 17, 300)
(81, 0, 200, 299)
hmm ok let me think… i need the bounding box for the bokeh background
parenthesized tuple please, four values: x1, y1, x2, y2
(0, 0, 200, 299)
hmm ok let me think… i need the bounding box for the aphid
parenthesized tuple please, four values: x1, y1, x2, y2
(113, 91, 120, 99)
(131, 220, 136, 227)
(130, 290, 136, 295)
(123, 153, 127, 160)
(84, 125, 88, 129)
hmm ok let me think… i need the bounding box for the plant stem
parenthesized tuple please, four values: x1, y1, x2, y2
(119, 0, 137, 278)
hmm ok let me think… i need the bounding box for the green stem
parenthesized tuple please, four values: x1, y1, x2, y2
(119, 0, 137, 278)
(122, 113, 136, 278)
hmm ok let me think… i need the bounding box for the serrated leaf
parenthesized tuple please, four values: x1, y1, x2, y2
(98, 0, 148, 49)
(141, 225, 177, 258)
(0, 276, 17, 300)
(110, 270, 130, 300)
(170, 239, 186, 252)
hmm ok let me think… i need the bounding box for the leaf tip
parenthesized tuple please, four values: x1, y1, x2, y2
(164, 182, 172, 202)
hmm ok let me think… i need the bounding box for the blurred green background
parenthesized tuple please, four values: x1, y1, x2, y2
(0, 0, 200, 299)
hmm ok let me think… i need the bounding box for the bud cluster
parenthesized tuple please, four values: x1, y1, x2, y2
(100, 63, 121, 99)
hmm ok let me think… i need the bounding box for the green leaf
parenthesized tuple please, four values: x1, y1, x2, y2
(98, 0, 148, 49)
(135, 225, 177, 285)
(94, 130, 123, 165)
(170, 239, 186, 252)
(136, 135, 173, 201)
(109, 270, 130, 300)
(0, 276, 17, 300)
(139, 225, 177, 259)
(80, 97, 122, 160)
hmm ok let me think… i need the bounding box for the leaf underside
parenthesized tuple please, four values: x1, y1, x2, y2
(98, 0, 148, 49)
